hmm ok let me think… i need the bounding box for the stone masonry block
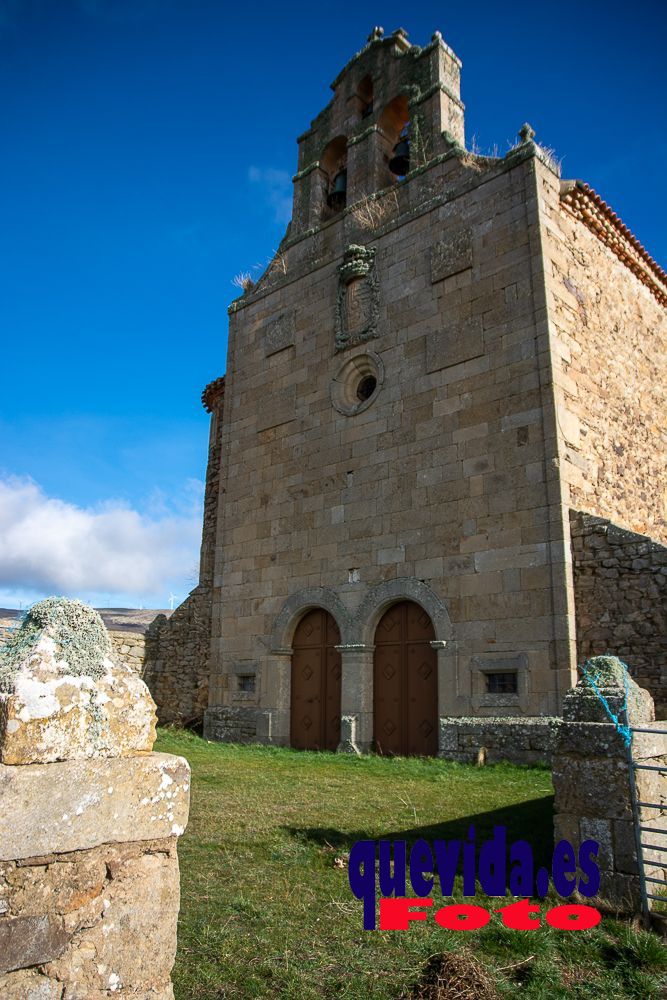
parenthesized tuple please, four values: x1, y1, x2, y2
(426, 316, 484, 373)
(0, 915, 70, 974)
(0, 753, 190, 861)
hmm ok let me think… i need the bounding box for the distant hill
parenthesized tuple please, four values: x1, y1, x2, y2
(0, 607, 173, 635)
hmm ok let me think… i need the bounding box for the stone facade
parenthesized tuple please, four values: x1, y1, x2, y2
(542, 180, 666, 544)
(176, 27, 665, 755)
(571, 511, 667, 717)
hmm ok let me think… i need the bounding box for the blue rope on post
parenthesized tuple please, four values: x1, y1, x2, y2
(579, 658, 633, 748)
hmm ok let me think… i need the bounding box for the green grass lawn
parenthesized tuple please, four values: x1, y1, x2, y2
(156, 728, 666, 1000)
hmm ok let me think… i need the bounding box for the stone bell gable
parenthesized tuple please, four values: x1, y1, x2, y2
(142, 27, 665, 757)
(291, 26, 465, 235)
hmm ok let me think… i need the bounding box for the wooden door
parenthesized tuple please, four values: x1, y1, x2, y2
(291, 609, 342, 751)
(374, 601, 437, 756)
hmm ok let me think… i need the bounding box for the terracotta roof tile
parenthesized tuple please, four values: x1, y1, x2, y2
(560, 180, 667, 306)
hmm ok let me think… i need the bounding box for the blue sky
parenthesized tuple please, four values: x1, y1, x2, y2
(0, 0, 665, 609)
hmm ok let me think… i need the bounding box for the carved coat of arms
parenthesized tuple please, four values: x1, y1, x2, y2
(335, 244, 379, 352)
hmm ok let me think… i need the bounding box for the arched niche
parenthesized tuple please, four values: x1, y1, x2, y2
(355, 74, 374, 119)
(320, 134, 348, 216)
(378, 95, 410, 181)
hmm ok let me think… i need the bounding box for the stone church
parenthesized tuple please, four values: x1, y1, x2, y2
(145, 27, 666, 760)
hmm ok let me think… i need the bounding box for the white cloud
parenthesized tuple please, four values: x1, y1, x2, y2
(248, 166, 292, 225)
(0, 475, 203, 608)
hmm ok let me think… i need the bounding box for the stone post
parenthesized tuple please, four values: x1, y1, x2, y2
(552, 656, 666, 911)
(0, 599, 190, 998)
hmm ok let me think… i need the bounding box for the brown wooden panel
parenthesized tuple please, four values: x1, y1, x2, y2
(291, 609, 341, 751)
(374, 601, 437, 757)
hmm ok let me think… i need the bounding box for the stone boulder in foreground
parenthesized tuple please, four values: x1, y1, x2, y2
(0, 597, 157, 765)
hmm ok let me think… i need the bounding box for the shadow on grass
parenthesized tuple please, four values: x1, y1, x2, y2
(284, 795, 554, 868)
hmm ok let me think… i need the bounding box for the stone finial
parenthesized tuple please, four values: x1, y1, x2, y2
(367, 26, 384, 42)
(0, 597, 157, 764)
(518, 122, 536, 144)
(432, 31, 443, 42)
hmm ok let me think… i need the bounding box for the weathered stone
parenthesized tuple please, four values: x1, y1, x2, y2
(43, 847, 179, 995)
(0, 640, 156, 765)
(0, 968, 64, 999)
(0, 753, 190, 861)
(0, 914, 70, 974)
(570, 511, 666, 716)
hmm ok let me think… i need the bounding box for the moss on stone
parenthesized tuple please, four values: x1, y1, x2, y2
(580, 655, 628, 689)
(0, 597, 112, 691)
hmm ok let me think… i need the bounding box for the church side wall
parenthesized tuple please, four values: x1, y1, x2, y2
(539, 168, 666, 543)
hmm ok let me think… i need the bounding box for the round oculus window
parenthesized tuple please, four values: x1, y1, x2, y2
(356, 375, 377, 402)
(330, 352, 384, 416)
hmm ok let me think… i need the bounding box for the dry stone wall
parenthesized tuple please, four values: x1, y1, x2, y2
(570, 510, 666, 717)
(143, 589, 211, 726)
(438, 716, 559, 765)
(108, 631, 146, 675)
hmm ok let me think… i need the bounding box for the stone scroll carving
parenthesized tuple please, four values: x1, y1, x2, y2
(335, 244, 380, 352)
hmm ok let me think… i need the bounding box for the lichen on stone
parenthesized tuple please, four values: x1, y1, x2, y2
(0, 597, 112, 691)
(579, 655, 628, 690)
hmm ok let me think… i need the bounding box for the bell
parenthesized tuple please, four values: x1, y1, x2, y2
(388, 137, 410, 176)
(327, 169, 347, 210)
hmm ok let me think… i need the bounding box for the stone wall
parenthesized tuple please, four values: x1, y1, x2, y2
(0, 599, 190, 998)
(143, 589, 211, 726)
(539, 168, 667, 544)
(209, 140, 576, 739)
(438, 716, 559, 765)
(108, 631, 145, 675)
(552, 657, 666, 912)
(570, 510, 667, 718)
(3, 625, 147, 679)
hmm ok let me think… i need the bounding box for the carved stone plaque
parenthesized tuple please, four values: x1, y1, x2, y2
(264, 311, 295, 357)
(431, 227, 473, 283)
(335, 244, 379, 352)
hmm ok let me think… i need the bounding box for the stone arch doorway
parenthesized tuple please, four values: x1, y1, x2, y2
(373, 601, 438, 757)
(291, 608, 342, 751)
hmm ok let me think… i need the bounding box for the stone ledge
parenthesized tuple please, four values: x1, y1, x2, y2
(0, 753, 190, 861)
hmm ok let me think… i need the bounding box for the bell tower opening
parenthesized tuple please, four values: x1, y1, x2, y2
(356, 74, 374, 119)
(378, 95, 410, 182)
(321, 135, 348, 215)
